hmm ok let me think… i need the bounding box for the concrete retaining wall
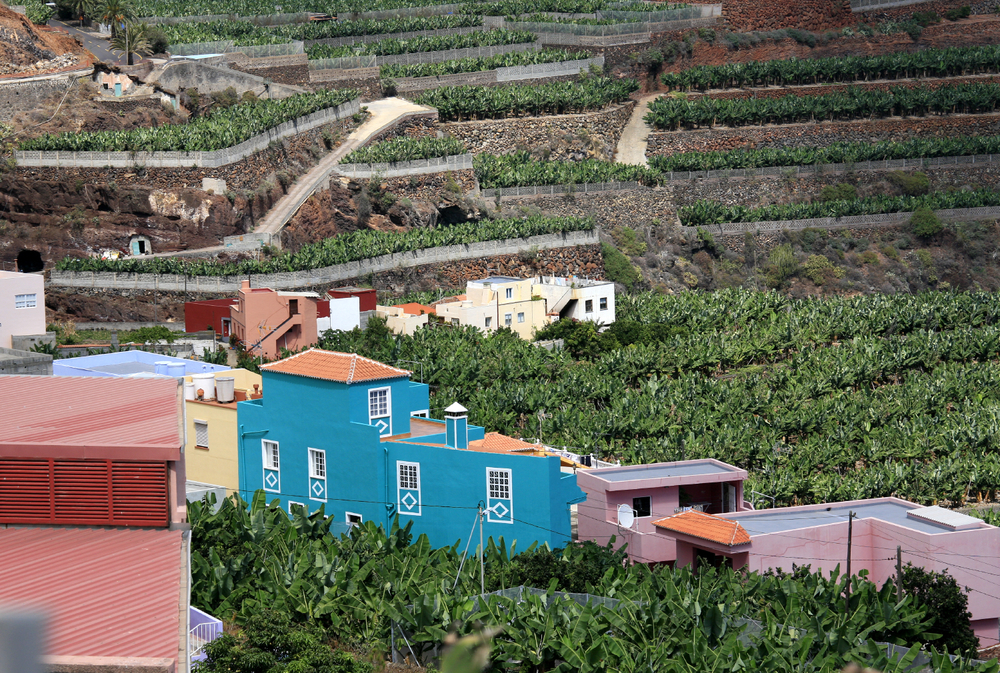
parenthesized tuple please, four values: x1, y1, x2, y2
(49, 229, 599, 291)
(393, 57, 603, 91)
(336, 153, 473, 178)
(14, 98, 360, 168)
(696, 205, 1000, 235)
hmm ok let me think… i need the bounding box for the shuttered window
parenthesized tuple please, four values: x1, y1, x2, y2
(194, 420, 209, 448)
(0, 459, 168, 527)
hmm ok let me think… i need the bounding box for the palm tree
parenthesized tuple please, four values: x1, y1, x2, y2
(97, 0, 135, 37)
(67, 0, 96, 25)
(110, 20, 152, 66)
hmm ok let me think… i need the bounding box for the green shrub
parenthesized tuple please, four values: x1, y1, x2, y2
(860, 250, 880, 265)
(601, 242, 642, 289)
(910, 206, 943, 238)
(612, 226, 647, 256)
(944, 5, 970, 19)
(764, 244, 797, 288)
(697, 27, 716, 43)
(916, 248, 934, 268)
(881, 245, 900, 261)
(147, 27, 169, 54)
(887, 171, 930, 196)
(802, 254, 844, 285)
(912, 10, 940, 26)
(818, 183, 857, 202)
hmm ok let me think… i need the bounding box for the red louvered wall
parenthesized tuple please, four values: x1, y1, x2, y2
(0, 459, 167, 527)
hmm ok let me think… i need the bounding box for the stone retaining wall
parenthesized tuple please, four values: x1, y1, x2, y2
(0, 74, 77, 122)
(442, 102, 634, 156)
(693, 74, 1000, 102)
(336, 153, 474, 178)
(695, 205, 1000, 235)
(50, 230, 599, 291)
(723, 0, 853, 31)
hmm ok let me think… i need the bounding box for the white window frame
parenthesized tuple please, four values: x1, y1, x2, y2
(517, 312, 525, 323)
(486, 467, 513, 524)
(308, 448, 326, 479)
(397, 461, 421, 517)
(504, 313, 512, 327)
(262, 439, 280, 492)
(505, 288, 513, 299)
(410, 409, 429, 418)
(345, 512, 363, 525)
(14, 293, 37, 309)
(288, 501, 306, 515)
(585, 299, 594, 313)
(451, 318, 460, 326)
(194, 419, 209, 448)
(369, 386, 392, 437)
(484, 316, 492, 329)
(308, 447, 327, 502)
(600, 297, 608, 311)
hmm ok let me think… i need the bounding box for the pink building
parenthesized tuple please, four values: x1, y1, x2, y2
(576, 459, 749, 565)
(653, 497, 1000, 648)
(231, 281, 319, 360)
(0, 270, 46, 349)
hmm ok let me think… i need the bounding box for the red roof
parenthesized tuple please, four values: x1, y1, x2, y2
(262, 349, 410, 384)
(0, 527, 184, 660)
(652, 510, 751, 547)
(469, 432, 542, 454)
(394, 303, 436, 316)
(0, 377, 181, 461)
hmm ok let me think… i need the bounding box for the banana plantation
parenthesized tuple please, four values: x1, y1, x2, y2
(380, 48, 588, 78)
(342, 135, 466, 162)
(188, 491, 995, 672)
(305, 28, 535, 59)
(475, 151, 662, 188)
(18, 89, 357, 152)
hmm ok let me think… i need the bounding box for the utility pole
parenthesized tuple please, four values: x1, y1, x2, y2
(896, 546, 903, 604)
(845, 511, 856, 616)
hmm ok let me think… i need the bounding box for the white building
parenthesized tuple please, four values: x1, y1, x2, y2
(0, 271, 46, 349)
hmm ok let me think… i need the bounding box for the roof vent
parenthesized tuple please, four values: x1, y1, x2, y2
(445, 402, 468, 417)
(906, 506, 982, 531)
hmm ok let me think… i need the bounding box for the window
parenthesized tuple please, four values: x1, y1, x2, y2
(585, 299, 594, 313)
(14, 293, 37, 309)
(399, 462, 419, 490)
(451, 318, 460, 326)
(517, 312, 525, 323)
(504, 313, 512, 327)
(600, 297, 608, 311)
(632, 496, 651, 518)
(263, 440, 279, 470)
(309, 448, 326, 479)
(397, 461, 421, 516)
(488, 469, 511, 500)
(194, 420, 209, 449)
(485, 317, 492, 329)
(505, 288, 513, 299)
(369, 388, 389, 418)
(288, 299, 299, 315)
(288, 501, 305, 515)
(346, 512, 363, 525)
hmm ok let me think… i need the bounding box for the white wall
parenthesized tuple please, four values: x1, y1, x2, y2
(325, 296, 361, 332)
(0, 272, 45, 349)
(565, 284, 615, 326)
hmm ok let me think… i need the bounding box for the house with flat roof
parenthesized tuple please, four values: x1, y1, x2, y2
(53, 349, 232, 378)
(651, 497, 1000, 648)
(0, 375, 220, 669)
(230, 280, 320, 360)
(0, 270, 46, 350)
(433, 276, 615, 339)
(237, 349, 585, 549)
(576, 459, 749, 564)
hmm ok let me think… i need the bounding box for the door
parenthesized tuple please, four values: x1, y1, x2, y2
(221, 318, 231, 338)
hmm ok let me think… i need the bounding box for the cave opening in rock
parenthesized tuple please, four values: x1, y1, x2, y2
(16, 249, 44, 273)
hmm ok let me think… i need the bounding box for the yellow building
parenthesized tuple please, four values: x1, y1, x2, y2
(184, 368, 262, 495)
(434, 277, 549, 340)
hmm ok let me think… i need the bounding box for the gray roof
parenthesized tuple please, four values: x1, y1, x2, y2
(596, 460, 741, 482)
(472, 276, 522, 284)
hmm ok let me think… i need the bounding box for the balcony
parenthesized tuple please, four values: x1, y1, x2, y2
(190, 606, 223, 661)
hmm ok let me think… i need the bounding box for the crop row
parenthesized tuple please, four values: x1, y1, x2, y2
(379, 47, 587, 77)
(475, 151, 660, 188)
(18, 89, 357, 153)
(679, 188, 1000, 226)
(645, 82, 1000, 130)
(161, 15, 483, 46)
(341, 136, 466, 163)
(649, 133, 1000, 172)
(661, 45, 1000, 91)
(414, 77, 638, 120)
(55, 216, 592, 275)
(305, 28, 533, 59)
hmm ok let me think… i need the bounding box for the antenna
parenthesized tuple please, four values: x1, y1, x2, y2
(617, 504, 635, 530)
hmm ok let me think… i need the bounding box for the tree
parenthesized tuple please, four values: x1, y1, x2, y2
(97, 0, 134, 37)
(110, 21, 151, 66)
(910, 206, 943, 239)
(896, 563, 979, 657)
(67, 0, 96, 25)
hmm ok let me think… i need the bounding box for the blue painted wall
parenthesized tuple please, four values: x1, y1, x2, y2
(237, 370, 583, 551)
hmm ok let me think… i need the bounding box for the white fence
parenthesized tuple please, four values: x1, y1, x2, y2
(49, 230, 600, 292)
(145, 11, 311, 24)
(497, 56, 603, 81)
(694, 205, 1000, 235)
(336, 153, 473, 177)
(308, 41, 538, 71)
(169, 40, 304, 57)
(14, 99, 360, 169)
(304, 25, 482, 47)
(482, 181, 644, 198)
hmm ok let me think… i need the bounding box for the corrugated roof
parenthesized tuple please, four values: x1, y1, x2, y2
(0, 527, 184, 660)
(0, 376, 181, 460)
(652, 510, 751, 547)
(261, 349, 410, 384)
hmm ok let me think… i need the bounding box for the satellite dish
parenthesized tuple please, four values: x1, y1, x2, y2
(617, 504, 635, 529)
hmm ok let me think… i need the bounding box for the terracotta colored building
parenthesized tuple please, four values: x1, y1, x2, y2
(230, 281, 319, 360)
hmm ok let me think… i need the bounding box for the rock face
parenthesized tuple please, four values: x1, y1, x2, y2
(282, 185, 360, 252)
(723, 0, 853, 32)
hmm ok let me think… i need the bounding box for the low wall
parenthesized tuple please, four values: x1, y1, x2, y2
(304, 25, 482, 48)
(14, 98, 360, 168)
(0, 347, 53, 376)
(336, 153, 474, 178)
(535, 31, 651, 46)
(482, 180, 644, 199)
(695, 205, 1000, 235)
(49, 229, 599, 291)
(71, 321, 186, 331)
(0, 74, 77, 122)
(308, 42, 538, 72)
(394, 57, 603, 92)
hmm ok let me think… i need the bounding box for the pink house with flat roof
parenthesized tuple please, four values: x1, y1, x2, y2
(652, 497, 1000, 648)
(231, 280, 319, 360)
(576, 459, 750, 565)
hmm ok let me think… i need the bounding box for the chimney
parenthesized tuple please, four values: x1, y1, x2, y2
(445, 402, 468, 450)
(241, 279, 251, 291)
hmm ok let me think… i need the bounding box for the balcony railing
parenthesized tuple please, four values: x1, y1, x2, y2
(190, 606, 223, 661)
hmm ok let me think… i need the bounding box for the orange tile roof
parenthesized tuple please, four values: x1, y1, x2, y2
(469, 432, 542, 454)
(395, 302, 436, 316)
(652, 510, 751, 547)
(261, 349, 410, 384)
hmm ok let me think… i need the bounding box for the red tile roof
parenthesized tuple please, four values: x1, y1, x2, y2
(0, 376, 181, 461)
(652, 510, 751, 547)
(261, 349, 410, 384)
(0, 527, 184, 660)
(469, 432, 543, 454)
(395, 302, 436, 316)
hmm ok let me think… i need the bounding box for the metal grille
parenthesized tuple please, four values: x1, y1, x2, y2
(488, 469, 510, 500)
(399, 463, 419, 490)
(195, 420, 209, 448)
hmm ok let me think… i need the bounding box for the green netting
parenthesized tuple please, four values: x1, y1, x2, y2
(168, 40, 234, 55)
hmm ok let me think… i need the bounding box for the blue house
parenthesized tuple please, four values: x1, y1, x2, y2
(236, 349, 585, 550)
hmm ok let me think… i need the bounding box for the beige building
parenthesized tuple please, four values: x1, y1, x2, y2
(434, 276, 615, 339)
(0, 271, 46, 349)
(374, 303, 432, 336)
(184, 368, 263, 495)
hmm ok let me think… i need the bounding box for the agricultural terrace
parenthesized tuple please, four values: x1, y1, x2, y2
(314, 290, 1000, 509)
(186, 496, 988, 672)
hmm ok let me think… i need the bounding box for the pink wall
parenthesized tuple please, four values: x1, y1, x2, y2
(231, 282, 319, 359)
(0, 271, 45, 349)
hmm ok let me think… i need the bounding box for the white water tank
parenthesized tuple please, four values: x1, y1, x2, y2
(184, 380, 196, 401)
(216, 377, 235, 404)
(167, 362, 186, 378)
(191, 373, 215, 400)
(155, 361, 171, 376)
